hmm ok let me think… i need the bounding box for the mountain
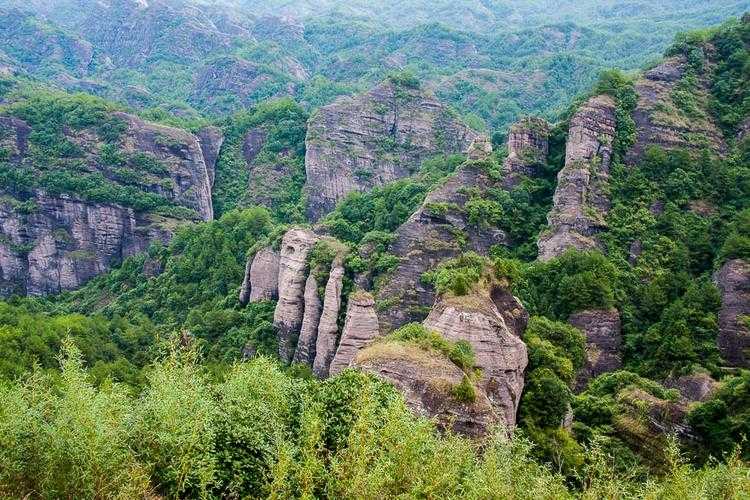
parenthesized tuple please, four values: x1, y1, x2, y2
(0, 7, 749, 499)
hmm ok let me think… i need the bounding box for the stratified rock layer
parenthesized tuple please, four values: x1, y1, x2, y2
(569, 308, 622, 391)
(304, 80, 477, 220)
(273, 228, 318, 362)
(239, 246, 280, 305)
(312, 264, 345, 377)
(502, 117, 550, 186)
(714, 259, 750, 368)
(293, 274, 322, 365)
(330, 291, 380, 375)
(423, 290, 528, 429)
(537, 95, 616, 261)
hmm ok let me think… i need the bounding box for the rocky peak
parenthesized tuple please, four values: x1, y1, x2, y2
(537, 95, 616, 261)
(502, 116, 550, 185)
(714, 259, 750, 368)
(304, 79, 477, 221)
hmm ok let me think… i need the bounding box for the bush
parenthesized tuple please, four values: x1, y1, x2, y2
(388, 323, 475, 372)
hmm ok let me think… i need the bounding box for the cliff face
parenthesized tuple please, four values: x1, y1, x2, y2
(537, 95, 616, 261)
(625, 57, 727, 164)
(714, 259, 750, 368)
(312, 264, 345, 377)
(239, 246, 280, 306)
(502, 117, 550, 186)
(329, 291, 380, 376)
(0, 111, 214, 296)
(570, 308, 622, 391)
(304, 80, 477, 221)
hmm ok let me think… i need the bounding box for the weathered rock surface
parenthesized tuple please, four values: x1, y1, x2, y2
(312, 264, 345, 377)
(714, 259, 750, 368)
(304, 80, 477, 220)
(502, 117, 550, 186)
(375, 161, 509, 332)
(625, 57, 727, 164)
(354, 341, 498, 437)
(537, 95, 616, 261)
(423, 290, 528, 429)
(0, 111, 214, 296)
(241, 127, 300, 209)
(569, 308, 622, 391)
(273, 228, 318, 362)
(329, 291, 380, 375)
(292, 274, 322, 365)
(239, 246, 280, 305)
(196, 126, 224, 188)
(664, 373, 718, 402)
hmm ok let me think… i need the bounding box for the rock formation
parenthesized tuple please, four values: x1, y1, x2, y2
(354, 341, 498, 437)
(238, 246, 280, 305)
(537, 95, 616, 261)
(293, 274, 322, 365)
(664, 373, 718, 402)
(329, 291, 380, 375)
(625, 57, 727, 164)
(714, 259, 750, 368)
(273, 228, 318, 362)
(312, 264, 345, 377)
(196, 126, 224, 187)
(423, 288, 528, 429)
(304, 79, 477, 221)
(502, 117, 550, 186)
(569, 308, 622, 391)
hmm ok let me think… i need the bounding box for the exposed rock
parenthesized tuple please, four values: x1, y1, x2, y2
(304, 80, 477, 220)
(466, 134, 492, 160)
(241, 127, 300, 209)
(376, 161, 509, 332)
(273, 228, 318, 362)
(312, 264, 345, 377)
(329, 291, 380, 375)
(423, 289, 528, 429)
(625, 57, 727, 164)
(537, 95, 616, 261)
(354, 341, 498, 437)
(570, 308, 622, 392)
(239, 246, 280, 305)
(490, 285, 529, 338)
(502, 117, 550, 186)
(664, 373, 718, 402)
(292, 274, 322, 365)
(196, 126, 224, 187)
(714, 259, 750, 368)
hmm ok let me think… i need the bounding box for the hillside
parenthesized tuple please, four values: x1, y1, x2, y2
(0, 7, 749, 500)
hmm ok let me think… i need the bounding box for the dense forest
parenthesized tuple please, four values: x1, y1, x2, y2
(0, 1, 749, 499)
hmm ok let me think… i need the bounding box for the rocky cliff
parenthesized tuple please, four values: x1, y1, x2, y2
(304, 79, 477, 221)
(537, 95, 616, 261)
(714, 259, 750, 368)
(238, 246, 280, 305)
(502, 116, 550, 187)
(569, 308, 622, 391)
(329, 291, 380, 376)
(0, 110, 215, 296)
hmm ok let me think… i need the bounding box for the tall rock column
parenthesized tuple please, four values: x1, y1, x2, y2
(537, 95, 616, 261)
(329, 291, 380, 375)
(273, 228, 318, 362)
(502, 117, 550, 187)
(293, 274, 323, 365)
(312, 264, 345, 378)
(714, 259, 750, 368)
(239, 246, 280, 305)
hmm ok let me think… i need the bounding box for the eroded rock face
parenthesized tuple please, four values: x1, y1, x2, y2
(196, 126, 224, 188)
(273, 228, 318, 362)
(376, 161, 509, 332)
(293, 274, 322, 365)
(312, 264, 345, 377)
(537, 95, 616, 261)
(625, 57, 727, 164)
(329, 291, 380, 375)
(502, 117, 550, 186)
(354, 342, 498, 437)
(569, 308, 622, 391)
(423, 291, 528, 429)
(714, 259, 750, 368)
(0, 192, 173, 296)
(239, 246, 280, 305)
(304, 80, 477, 221)
(664, 373, 718, 402)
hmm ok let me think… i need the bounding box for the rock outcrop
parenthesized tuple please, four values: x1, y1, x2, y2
(423, 288, 528, 429)
(537, 95, 616, 261)
(329, 291, 380, 375)
(196, 126, 224, 188)
(664, 373, 718, 402)
(273, 228, 318, 362)
(625, 57, 727, 164)
(312, 264, 345, 377)
(0, 111, 214, 296)
(304, 79, 477, 220)
(569, 308, 622, 391)
(502, 117, 550, 186)
(292, 274, 322, 365)
(714, 259, 750, 368)
(238, 246, 280, 305)
(354, 341, 498, 437)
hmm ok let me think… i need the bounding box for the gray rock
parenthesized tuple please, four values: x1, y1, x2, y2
(312, 264, 345, 377)
(196, 126, 224, 188)
(502, 117, 550, 186)
(714, 259, 750, 368)
(292, 273, 322, 365)
(570, 308, 622, 392)
(664, 373, 718, 402)
(330, 291, 380, 375)
(239, 246, 280, 305)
